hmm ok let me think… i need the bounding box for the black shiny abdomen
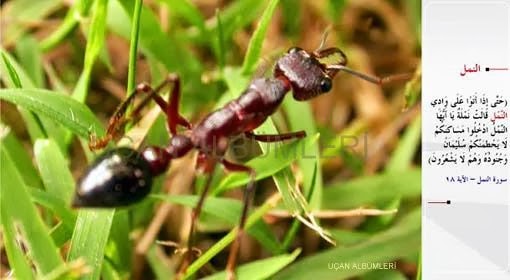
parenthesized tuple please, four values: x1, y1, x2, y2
(73, 147, 153, 207)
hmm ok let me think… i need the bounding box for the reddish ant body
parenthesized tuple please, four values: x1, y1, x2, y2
(72, 42, 409, 279)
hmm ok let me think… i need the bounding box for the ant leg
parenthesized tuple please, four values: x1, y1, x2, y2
(88, 84, 158, 150)
(141, 74, 191, 134)
(166, 73, 192, 134)
(244, 130, 306, 142)
(177, 160, 216, 277)
(88, 75, 190, 150)
(221, 159, 256, 280)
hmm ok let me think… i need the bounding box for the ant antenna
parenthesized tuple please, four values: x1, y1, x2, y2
(327, 65, 412, 85)
(315, 26, 332, 53)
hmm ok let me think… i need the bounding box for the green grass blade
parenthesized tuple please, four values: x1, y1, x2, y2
(373, 114, 421, 226)
(43, 60, 69, 93)
(0, 209, 34, 280)
(405, 1, 421, 44)
(327, 0, 347, 22)
(0, 88, 104, 138)
(34, 139, 75, 204)
(105, 212, 132, 274)
(126, 0, 143, 96)
(67, 210, 115, 280)
(386, 114, 421, 172)
(280, 0, 301, 37)
(282, 96, 323, 208)
(2, 48, 63, 153)
(2, 46, 68, 152)
(15, 35, 45, 87)
(40, 5, 79, 51)
(416, 251, 422, 280)
(218, 67, 249, 107)
(160, 0, 206, 31)
(184, 195, 281, 278)
(280, 163, 317, 252)
(2, 0, 61, 46)
(322, 169, 421, 209)
(152, 195, 282, 254)
(206, 0, 264, 40)
(50, 223, 74, 248)
(362, 270, 408, 280)
(101, 260, 123, 280)
(273, 209, 421, 279)
(0, 46, 36, 89)
(1, 52, 23, 87)
(404, 65, 422, 109)
(29, 188, 77, 231)
(0, 145, 64, 276)
(0, 123, 43, 189)
(339, 149, 365, 175)
(202, 249, 301, 280)
(109, 0, 202, 75)
(214, 9, 226, 70)
(322, 120, 367, 158)
(41, 259, 90, 280)
(110, 0, 210, 110)
(147, 245, 175, 279)
(241, 0, 279, 75)
(328, 229, 372, 246)
(214, 134, 319, 193)
(0, 51, 47, 141)
(40, 0, 94, 51)
(72, 0, 108, 103)
(83, 0, 109, 77)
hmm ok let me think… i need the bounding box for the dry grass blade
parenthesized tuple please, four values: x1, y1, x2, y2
(268, 208, 398, 218)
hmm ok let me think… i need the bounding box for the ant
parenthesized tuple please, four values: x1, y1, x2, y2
(72, 37, 410, 279)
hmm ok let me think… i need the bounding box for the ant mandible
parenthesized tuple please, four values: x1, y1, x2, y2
(72, 37, 410, 279)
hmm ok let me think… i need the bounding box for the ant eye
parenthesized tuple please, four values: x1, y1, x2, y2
(287, 47, 302, 54)
(320, 77, 332, 92)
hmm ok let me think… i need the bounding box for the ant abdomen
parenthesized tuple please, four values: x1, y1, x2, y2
(72, 147, 153, 207)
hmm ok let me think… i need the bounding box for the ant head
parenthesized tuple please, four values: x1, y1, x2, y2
(72, 147, 153, 208)
(275, 46, 347, 101)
